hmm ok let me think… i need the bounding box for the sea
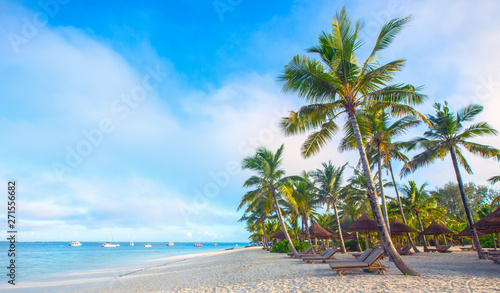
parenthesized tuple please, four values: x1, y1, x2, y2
(0, 241, 249, 283)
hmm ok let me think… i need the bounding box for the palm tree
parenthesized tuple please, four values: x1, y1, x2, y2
(340, 109, 420, 233)
(402, 102, 500, 259)
(238, 194, 274, 249)
(241, 145, 302, 257)
(279, 7, 425, 275)
(284, 172, 320, 249)
(400, 181, 445, 250)
(310, 161, 349, 252)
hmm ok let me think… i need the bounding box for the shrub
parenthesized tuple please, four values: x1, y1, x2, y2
(270, 240, 309, 253)
(479, 236, 498, 248)
(344, 239, 365, 252)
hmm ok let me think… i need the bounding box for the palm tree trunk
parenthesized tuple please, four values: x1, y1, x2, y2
(377, 145, 390, 232)
(348, 111, 419, 276)
(416, 212, 428, 250)
(449, 148, 485, 259)
(261, 221, 268, 250)
(272, 191, 299, 258)
(303, 214, 314, 254)
(333, 203, 346, 253)
(388, 161, 420, 253)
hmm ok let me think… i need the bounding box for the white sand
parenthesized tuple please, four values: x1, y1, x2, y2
(2, 247, 500, 292)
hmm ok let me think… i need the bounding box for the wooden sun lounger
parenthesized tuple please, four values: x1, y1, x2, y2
(301, 248, 340, 263)
(351, 248, 373, 260)
(288, 245, 326, 258)
(397, 245, 413, 255)
(490, 257, 500, 264)
(459, 246, 476, 251)
(325, 248, 373, 264)
(329, 248, 390, 276)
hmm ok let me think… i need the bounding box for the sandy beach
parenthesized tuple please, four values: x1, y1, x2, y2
(3, 246, 500, 292)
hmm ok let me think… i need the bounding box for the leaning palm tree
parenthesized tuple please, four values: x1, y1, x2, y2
(402, 102, 500, 259)
(341, 109, 420, 233)
(279, 7, 425, 275)
(310, 161, 349, 252)
(241, 145, 302, 257)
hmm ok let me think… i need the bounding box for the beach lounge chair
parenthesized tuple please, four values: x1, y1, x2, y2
(328, 248, 390, 275)
(397, 245, 413, 255)
(459, 246, 476, 251)
(287, 245, 326, 258)
(301, 248, 341, 263)
(325, 248, 373, 263)
(490, 257, 500, 264)
(437, 245, 452, 253)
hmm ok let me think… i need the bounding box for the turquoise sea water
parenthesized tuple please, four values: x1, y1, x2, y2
(0, 241, 248, 283)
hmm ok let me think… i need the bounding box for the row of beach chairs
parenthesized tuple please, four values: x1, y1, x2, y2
(288, 246, 389, 275)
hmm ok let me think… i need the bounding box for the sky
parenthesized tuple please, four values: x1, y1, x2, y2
(0, 0, 499, 242)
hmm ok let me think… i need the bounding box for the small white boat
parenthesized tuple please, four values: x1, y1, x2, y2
(102, 232, 119, 247)
(130, 242, 134, 246)
(166, 242, 174, 246)
(69, 241, 82, 246)
(144, 244, 152, 248)
(213, 243, 218, 246)
(235, 244, 238, 247)
(194, 243, 202, 247)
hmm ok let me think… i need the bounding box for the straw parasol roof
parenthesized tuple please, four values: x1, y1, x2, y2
(420, 221, 454, 235)
(473, 216, 500, 233)
(486, 206, 500, 221)
(308, 222, 334, 239)
(457, 225, 487, 237)
(270, 230, 287, 240)
(389, 218, 419, 235)
(345, 213, 379, 233)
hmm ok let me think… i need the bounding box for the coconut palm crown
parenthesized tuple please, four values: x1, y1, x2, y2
(402, 101, 500, 259)
(278, 7, 426, 275)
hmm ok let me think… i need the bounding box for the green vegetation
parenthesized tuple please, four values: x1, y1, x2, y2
(238, 6, 500, 276)
(270, 241, 309, 253)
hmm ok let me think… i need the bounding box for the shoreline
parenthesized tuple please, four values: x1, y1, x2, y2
(0, 246, 247, 292)
(2, 246, 500, 292)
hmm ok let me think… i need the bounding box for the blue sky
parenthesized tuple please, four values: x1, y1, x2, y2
(0, 0, 499, 242)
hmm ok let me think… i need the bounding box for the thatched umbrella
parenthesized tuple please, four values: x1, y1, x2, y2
(457, 225, 487, 237)
(421, 221, 454, 249)
(485, 206, 500, 221)
(308, 222, 334, 239)
(270, 230, 287, 240)
(345, 213, 379, 249)
(389, 218, 419, 247)
(390, 218, 419, 235)
(474, 212, 500, 250)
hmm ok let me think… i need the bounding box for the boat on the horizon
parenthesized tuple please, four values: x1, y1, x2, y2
(194, 243, 202, 247)
(101, 233, 119, 247)
(130, 242, 134, 246)
(144, 244, 152, 248)
(213, 243, 218, 246)
(167, 242, 174, 246)
(69, 241, 82, 246)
